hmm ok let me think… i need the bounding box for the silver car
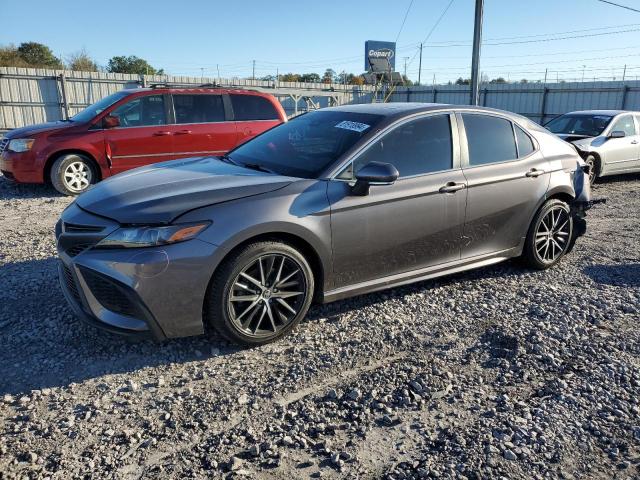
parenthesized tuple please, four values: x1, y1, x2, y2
(56, 104, 591, 346)
(545, 110, 640, 184)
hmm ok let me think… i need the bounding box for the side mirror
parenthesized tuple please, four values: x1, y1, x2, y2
(103, 115, 120, 129)
(609, 130, 625, 139)
(351, 161, 399, 196)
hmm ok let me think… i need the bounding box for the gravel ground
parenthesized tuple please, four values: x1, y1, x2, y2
(0, 173, 639, 480)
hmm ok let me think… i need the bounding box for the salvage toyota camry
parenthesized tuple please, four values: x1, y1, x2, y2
(56, 103, 591, 345)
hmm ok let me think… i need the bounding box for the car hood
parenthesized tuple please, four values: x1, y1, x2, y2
(3, 121, 73, 139)
(75, 157, 294, 224)
(556, 133, 595, 144)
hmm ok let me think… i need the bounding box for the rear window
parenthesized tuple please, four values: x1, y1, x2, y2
(515, 124, 535, 157)
(231, 94, 280, 121)
(463, 114, 517, 166)
(173, 94, 225, 123)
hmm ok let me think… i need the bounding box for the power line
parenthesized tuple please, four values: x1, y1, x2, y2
(596, 0, 640, 13)
(395, 0, 414, 43)
(406, 0, 456, 68)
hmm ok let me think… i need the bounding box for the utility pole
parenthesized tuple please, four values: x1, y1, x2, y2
(216, 64, 221, 85)
(418, 43, 423, 85)
(403, 56, 410, 79)
(543, 68, 548, 85)
(252, 60, 256, 81)
(469, 0, 484, 105)
(200, 67, 204, 83)
(581, 65, 586, 83)
(622, 64, 627, 82)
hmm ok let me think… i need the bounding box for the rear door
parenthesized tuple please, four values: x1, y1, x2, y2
(170, 93, 237, 158)
(603, 114, 640, 172)
(230, 94, 282, 145)
(105, 94, 174, 174)
(459, 113, 550, 258)
(328, 113, 467, 288)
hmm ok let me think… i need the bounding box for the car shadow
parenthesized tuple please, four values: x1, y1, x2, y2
(583, 263, 640, 288)
(0, 174, 64, 200)
(593, 172, 640, 186)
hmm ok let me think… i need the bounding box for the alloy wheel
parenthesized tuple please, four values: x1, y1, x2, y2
(534, 206, 571, 264)
(585, 157, 596, 185)
(227, 254, 307, 337)
(63, 161, 92, 192)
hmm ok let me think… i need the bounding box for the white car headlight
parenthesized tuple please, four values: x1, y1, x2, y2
(8, 138, 35, 153)
(96, 222, 211, 249)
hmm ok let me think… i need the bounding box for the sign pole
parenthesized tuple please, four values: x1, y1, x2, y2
(469, 0, 484, 105)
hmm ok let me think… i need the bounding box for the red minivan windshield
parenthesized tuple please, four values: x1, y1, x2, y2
(71, 90, 131, 123)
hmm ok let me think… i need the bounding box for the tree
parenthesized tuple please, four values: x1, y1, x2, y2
(107, 55, 163, 75)
(299, 73, 321, 83)
(16, 42, 63, 69)
(455, 77, 470, 85)
(322, 68, 336, 84)
(279, 73, 300, 82)
(67, 49, 98, 72)
(0, 44, 30, 68)
(260, 74, 276, 82)
(489, 77, 507, 84)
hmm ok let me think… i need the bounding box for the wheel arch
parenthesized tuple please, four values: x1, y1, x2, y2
(44, 150, 104, 184)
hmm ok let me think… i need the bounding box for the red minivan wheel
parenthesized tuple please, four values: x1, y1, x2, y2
(50, 154, 97, 196)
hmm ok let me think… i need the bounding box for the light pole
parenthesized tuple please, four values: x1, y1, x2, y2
(469, 0, 484, 105)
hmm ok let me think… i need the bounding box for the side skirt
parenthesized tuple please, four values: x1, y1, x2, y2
(322, 247, 520, 303)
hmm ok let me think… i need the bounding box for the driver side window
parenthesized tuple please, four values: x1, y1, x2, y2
(610, 115, 637, 136)
(111, 95, 167, 128)
(338, 114, 453, 180)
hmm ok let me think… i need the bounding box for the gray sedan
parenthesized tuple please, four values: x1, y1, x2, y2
(545, 109, 640, 184)
(56, 103, 591, 345)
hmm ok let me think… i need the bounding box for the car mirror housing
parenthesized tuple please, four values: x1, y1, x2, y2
(103, 115, 120, 129)
(608, 130, 625, 139)
(351, 161, 399, 196)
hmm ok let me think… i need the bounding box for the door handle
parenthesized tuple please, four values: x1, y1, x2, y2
(631, 140, 638, 144)
(175, 130, 192, 135)
(153, 131, 172, 136)
(525, 168, 544, 178)
(439, 182, 466, 193)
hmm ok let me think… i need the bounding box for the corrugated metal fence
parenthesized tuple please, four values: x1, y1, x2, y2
(2, 66, 640, 131)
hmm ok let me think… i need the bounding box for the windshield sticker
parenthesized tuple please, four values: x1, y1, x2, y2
(335, 120, 370, 133)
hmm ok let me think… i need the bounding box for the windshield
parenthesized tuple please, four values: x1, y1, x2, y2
(545, 114, 613, 137)
(227, 110, 384, 178)
(70, 90, 131, 123)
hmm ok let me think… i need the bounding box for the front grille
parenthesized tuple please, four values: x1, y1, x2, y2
(63, 223, 105, 233)
(0, 138, 8, 154)
(62, 264, 81, 303)
(81, 268, 140, 318)
(66, 243, 94, 257)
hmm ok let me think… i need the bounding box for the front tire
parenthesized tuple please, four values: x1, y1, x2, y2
(584, 154, 599, 186)
(522, 199, 573, 270)
(50, 154, 96, 196)
(206, 241, 314, 346)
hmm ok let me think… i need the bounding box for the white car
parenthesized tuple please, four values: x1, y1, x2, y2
(545, 110, 640, 184)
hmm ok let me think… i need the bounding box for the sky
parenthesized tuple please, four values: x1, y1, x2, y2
(2, 0, 640, 83)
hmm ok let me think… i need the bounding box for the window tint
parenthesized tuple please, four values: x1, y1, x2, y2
(350, 115, 453, 178)
(111, 95, 166, 127)
(515, 124, 535, 157)
(610, 115, 637, 136)
(463, 114, 517, 166)
(173, 94, 225, 124)
(231, 95, 279, 120)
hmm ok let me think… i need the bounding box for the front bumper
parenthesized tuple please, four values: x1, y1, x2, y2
(0, 150, 43, 183)
(57, 204, 226, 340)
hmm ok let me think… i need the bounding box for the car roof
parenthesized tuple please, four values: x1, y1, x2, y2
(562, 110, 633, 116)
(123, 87, 271, 96)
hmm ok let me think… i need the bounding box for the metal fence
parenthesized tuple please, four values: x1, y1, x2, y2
(2, 66, 640, 131)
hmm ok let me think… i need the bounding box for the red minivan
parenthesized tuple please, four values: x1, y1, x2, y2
(0, 86, 287, 195)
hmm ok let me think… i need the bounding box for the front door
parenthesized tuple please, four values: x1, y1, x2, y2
(104, 94, 174, 174)
(458, 113, 550, 258)
(170, 94, 237, 158)
(603, 114, 640, 172)
(328, 113, 467, 289)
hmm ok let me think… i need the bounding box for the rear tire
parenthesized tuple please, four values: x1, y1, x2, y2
(50, 154, 96, 196)
(522, 199, 573, 270)
(205, 241, 314, 346)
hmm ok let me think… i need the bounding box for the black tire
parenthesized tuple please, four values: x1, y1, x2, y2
(50, 154, 96, 196)
(522, 199, 573, 270)
(584, 154, 599, 186)
(205, 241, 314, 346)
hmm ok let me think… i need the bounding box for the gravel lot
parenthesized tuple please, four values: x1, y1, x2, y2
(0, 173, 639, 479)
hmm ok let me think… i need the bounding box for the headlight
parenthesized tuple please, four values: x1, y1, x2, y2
(8, 138, 35, 153)
(96, 222, 210, 249)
